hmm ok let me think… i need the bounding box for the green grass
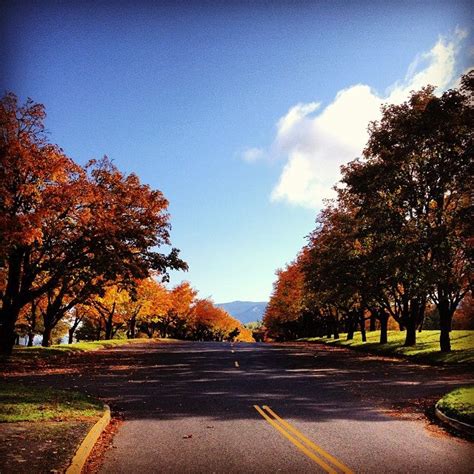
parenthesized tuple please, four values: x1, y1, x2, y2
(12, 337, 158, 360)
(0, 383, 103, 423)
(436, 386, 474, 425)
(299, 330, 474, 365)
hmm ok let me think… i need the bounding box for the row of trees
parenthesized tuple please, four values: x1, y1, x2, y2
(264, 72, 473, 352)
(0, 93, 191, 356)
(17, 278, 252, 345)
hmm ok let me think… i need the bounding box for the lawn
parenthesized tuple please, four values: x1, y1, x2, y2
(436, 386, 474, 425)
(12, 337, 161, 360)
(300, 330, 474, 365)
(0, 383, 103, 423)
(0, 382, 105, 473)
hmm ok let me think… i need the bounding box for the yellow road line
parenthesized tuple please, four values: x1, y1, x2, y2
(262, 406, 353, 474)
(234, 361, 240, 368)
(253, 405, 337, 474)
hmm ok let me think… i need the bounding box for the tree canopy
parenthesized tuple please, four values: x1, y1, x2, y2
(264, 71, 473, 352)
(0, 93, 187, 355)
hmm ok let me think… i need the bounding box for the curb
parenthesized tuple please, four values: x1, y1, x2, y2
(435, 406, 474, 436)
(66, 404, 111, 474)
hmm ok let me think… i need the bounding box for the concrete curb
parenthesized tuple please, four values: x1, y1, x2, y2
(66, 404, 111, 474)
(435, 406, 474, 436)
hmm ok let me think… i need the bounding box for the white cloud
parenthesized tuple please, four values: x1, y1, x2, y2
(271, 85, 381, 207)
(242, 147, 265, 162)
(247, 30, 469, 210)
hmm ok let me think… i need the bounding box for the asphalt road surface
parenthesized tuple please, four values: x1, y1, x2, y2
(14, 341, 474, 473)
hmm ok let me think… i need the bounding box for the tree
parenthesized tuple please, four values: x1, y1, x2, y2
(65, 305, 86, 344)
(264, 257, 306, 341)
(190, 299, 243, 341)
(453, 293, 474, 330)
(89, 286, 129, 340)
(157, 282, 195, 338)
(0, 93, 187, 355)
(304, 199, 370, 342)
(343, 73, 473, 351)
(0, 93, 83, 353)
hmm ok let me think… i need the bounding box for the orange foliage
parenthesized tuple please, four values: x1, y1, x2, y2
(264, 257, 306, 340)
(0, 93, 186, 354)
(190, 299, 249, 342)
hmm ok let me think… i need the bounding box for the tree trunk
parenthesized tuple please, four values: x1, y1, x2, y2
(103, 302, 116, 340)
(42, 323, 53, 347)
(0, 304, 21, 356)
(379, 311, 388, 344)
(404, 319, 417, 346)
(27, 301, 38, 347)
(346, 315, 354, 340)
(360, 313, 367, 342)
(369, 312, 376, 331)
(0, 305, 23, 356)
(0, 249, 25, 357)
(128, 315, 137, 339)
(105, 313, 113, 340)
(438, 299, 454, 352)
(417, 301, 425, 332)
(439, 318, 452, 352)
(402, 296, 424, 347)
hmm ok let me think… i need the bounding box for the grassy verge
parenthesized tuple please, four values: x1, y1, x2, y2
(299, 330, 474, 365)
(12, 337, 159, 360)
(436, 386, 474, 425)
(0, 382, 103, 422)
(0, 382, 105, 473)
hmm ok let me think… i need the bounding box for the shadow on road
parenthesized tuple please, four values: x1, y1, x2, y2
(2, 341, 472, 425)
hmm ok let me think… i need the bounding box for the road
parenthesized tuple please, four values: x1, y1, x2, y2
(13, 341, 474, 472)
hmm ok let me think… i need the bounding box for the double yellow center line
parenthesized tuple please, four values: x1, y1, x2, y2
(254, 405, 353, 474)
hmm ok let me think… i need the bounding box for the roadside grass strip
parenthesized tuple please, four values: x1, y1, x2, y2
(300, 330, 474, 365)
(11, 337, 167, 361)
(254, 405, 353, 474)
(436, 386, 474, 426)
(0, 382, 105, 473)
(0, 383, 103, 423)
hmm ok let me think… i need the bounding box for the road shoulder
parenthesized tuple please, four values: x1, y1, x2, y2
(0, 381, 105, 473)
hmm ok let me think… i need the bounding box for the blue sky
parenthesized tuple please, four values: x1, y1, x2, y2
(1, 1, 472, 302)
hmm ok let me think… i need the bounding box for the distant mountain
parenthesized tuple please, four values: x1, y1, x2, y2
(217, 301, 267, 325)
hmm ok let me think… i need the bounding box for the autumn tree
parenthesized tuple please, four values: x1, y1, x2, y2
(264, 257, 306, 341)
(117, 278, 162, 339)
(190, 299, 243, 341)
(89, 286, 131, 340)
(0, 93, 82, 353)
(65, 305, 87, 344)
(155, 282, 196, 338)
(267, 72, 472, 352)
(342, 74, 473, 350)
(0, 93, 187, 355)
(304, 200, 363, 340)
(16, 296, 45, 347)
(453, 293, 474, 330)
